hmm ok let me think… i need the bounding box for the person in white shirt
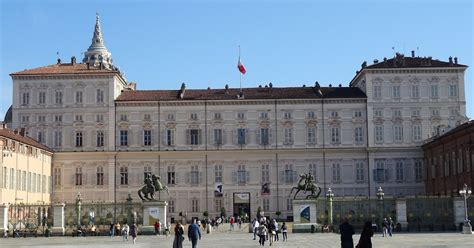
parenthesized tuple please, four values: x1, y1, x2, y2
(252, 218, 260, 240)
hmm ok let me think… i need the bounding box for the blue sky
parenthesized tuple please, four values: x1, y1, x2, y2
(1, 0, 472, 119)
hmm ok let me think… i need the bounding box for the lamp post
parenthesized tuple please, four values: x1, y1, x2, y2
(126, 192, 133, 225)
(459, 184, 472, 234)
(376, 186, 384, 232)
(326, 188, 334, 227)
(76, 192, 82, 227)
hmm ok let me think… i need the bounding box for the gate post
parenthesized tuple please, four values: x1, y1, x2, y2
(0, 203, 8, 234)
(51, 203, 65, 236)
(453, 197, 465, 230)
(395, 198, 408, 231)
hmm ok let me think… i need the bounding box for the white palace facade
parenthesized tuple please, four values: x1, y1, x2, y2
(5, 15, 469, 219)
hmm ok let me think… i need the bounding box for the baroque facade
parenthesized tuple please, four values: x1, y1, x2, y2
(6, 16, 469, 220)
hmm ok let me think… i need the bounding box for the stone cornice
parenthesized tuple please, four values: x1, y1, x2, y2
(365, 68, 465, 74)
(12, 74, 115, 81)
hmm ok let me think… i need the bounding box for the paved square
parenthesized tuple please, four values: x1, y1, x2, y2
(1, 231, 473, 248)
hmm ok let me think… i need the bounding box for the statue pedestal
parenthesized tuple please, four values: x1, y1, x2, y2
(51, 203, 65, 236)
(142, 201, 167, 235)
(292, 199, 319, 233)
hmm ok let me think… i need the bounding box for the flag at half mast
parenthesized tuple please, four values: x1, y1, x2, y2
(237, 57, 246, 74)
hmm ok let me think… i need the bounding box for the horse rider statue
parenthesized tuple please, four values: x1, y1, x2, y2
(138, 173, 169, 201)
(289, 172, 322, 199)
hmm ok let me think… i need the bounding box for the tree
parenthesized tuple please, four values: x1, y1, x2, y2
(220, 207, 227, 218)
(275, 211, 282, 220)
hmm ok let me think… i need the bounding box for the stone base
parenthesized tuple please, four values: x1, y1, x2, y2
(141, 225, 156, 235)
(51, 227, 65, 236)
(142, 200, 167, 234)
(293, 223, 321, 233)
(462, 225, 473, 234)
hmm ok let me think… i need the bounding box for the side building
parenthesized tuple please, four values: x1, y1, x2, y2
(7, 15, 469, 220)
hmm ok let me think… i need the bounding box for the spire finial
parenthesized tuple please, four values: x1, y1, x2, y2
(82, 13, 113, 68)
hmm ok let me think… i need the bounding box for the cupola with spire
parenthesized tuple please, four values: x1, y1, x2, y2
(82, 13, 113, 69)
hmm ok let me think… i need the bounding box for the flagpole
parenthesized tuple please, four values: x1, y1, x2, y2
(239, 45, 242, 93)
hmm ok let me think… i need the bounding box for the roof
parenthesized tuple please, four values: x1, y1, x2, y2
(10, 62, 121, 76)
(421, 120, 474, 148)
(0, 127, 54, 153)
(115, 86, 367, 102)
(364, 56, 468, 69)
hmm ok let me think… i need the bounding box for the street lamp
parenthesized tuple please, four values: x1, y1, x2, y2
(76, 192, 82, 227)
(376, 187, 384, 232)
(326, 188, 334, 227)
(459, 184, 472, 234)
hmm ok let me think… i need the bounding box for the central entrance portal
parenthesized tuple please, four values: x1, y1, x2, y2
(233, 192, 250, 218)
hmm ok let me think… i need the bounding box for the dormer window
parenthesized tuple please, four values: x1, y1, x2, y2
(167, 113, 175, 121)
(190, 113, 198, 120)
(331, 111, 339, 118)
(260, 112, 268, 119)
(120, 114, 128, 122)
(307, 111, 315, 118)
(283, 112, 292, 119)
(354, 111, 362, 118)
(214, 113, 222, 120)
(237, 112, 245, 120)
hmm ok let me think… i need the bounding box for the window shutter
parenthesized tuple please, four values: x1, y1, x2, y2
(279, 171, 285, 183)
(245, 129, 249, 144)
(175, 172, 179, 185)
(222, 130, 226, 145)
(269, 129, 273, 144)
(198, 129, 202, 145)
(199, 172, 203, 185)
(186, 129, 191, 145)
(210, 129, 215, 146)
(233, 130, 238, 145)
(256, 129, 261, 145)
(162, 130, 168, 145)
(104, 172, 108, 185)
(246, 171, 250, 183)
(71, 173, 75, 185)
(292, 170, 298, 183)
(139, 130, 143, 146)
(185, 172, 190, 184)
(385, 169, 389, 182)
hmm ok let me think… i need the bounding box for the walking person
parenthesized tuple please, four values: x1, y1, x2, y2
(121, 223, 129, 241)
(267, 221, 275, 246)
(173, 222, 185, 248)
(188, 219, 202, 248)
(229, 216, 235, 231)
(273, 219, 279, 242)
(281, 222, 288, 241)
(382, 218, 388, 237)
(356, 221, 374, 248)
(252, 218, 260, 240)
(257, 222, 267, 246)
(109, 222, 115, 238)
(130, 223, 138, 244)
(388, 217, 394, 237)
(339, 218, 355, 248)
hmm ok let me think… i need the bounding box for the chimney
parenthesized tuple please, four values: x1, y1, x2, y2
(449, 56, 453, 65)
(87, 62, 90, 70)
(71, 56, 76, 65)
(19, 128, 26, 136)
(57, 58, 61, 64)
(411, 50, 415, 58)
(454, 57, 458, 64)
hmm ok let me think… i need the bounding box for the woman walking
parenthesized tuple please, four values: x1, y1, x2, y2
(356, 221, 374, 248)
(130, 223, 138, 244)
(173, 222, 185, 248)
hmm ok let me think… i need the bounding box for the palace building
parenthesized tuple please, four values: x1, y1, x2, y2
(3, 15, 469, 219)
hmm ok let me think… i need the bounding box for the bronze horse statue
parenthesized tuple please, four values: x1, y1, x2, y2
(138, 174, 170, 201)
(289, 173, 321, 199)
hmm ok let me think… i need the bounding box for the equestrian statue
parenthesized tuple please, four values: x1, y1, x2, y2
(138, 173, 170, 201)
(289, 172, 322, 199)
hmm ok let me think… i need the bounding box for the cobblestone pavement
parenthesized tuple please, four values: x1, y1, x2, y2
(1, 230, 474, 247)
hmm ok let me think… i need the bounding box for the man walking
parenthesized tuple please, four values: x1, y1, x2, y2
(252, 218, 260, 240)
(188, 220, 202, 248)
(339, 218, 355, 248)
(388, 217, 394, 237)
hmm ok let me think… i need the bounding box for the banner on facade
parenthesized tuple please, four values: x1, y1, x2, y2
(300, 205, 310, 223)
(215, 183, 223, 197)
(233, 192, 250, 204)
(261, 182, 270, 195)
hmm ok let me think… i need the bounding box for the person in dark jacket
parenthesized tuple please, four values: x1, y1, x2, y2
(339, 218, 355, 248)
(356, 221, 374, 248)
(173, 222, 185, 248)
(188, 220, 202, 248)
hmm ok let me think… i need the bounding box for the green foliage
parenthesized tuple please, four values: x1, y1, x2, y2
(203, 211, 209, 217)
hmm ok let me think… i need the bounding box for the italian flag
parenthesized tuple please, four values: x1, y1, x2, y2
(237, 57, 246, 74)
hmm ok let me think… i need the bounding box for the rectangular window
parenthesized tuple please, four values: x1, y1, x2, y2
(22, 92, 30, 105)
(263, 198, 270, 212)
(237, 128, 246, 145)
(144, 114, 151, 121)
(190, 129, 200, 145)
(261, 164, 271, 183)
(449, 108, 458, 117)
(392, 85, 400, 99)
(55, 91, 63, 104)
(96, 89, 104, 103)
(412, 85, 419, 99)
(284, 164, 294, 183)
(191, 165, 199, 185)
(166, 129, 175, 146)
(356, 162, 364, 182)
(373, 85, 381, 99)
(21, 115, 29, 123)
(331, 127, 340, 144)
(144, 130, 152, 146)
(120, 167, 128, 185)
(411, 109, 421, 117)
(396, 161, 404, 182)
(167, 113, 175, 121)
(354, 111, 362, 118)
(120, 130, 128, 146)
(260, 128, 269, 145)
(75, 91, 83, 104)
(355, 127, 363, 143)
(307, 111, 315, 118)
(309, 163, 317, 178)
(75, 131, 83, 147)
(192, 199, 200, 213)
(96, 114, 104, 122)
(53, 168, 61, 186)
(190, 113, 198, 120)
(449, 85, 458, 97)
(75, 114, 83, 122)
(55, 115, 62, 123)
(96, 131, 105, 147)
(375, 125, 384, 143)
(169, 200, 175, 213)
(284, 112, 292, 119)
(332, 163, 341, 182)
(430, 85, 438, 98)
(120, 114, 128, 121)
(38, 92, 46, 105)
(287, 198, 293, 211)
(431, 108, 440, 117)
(393, 109, 402, 118)
(167, 166, 176, 185)
(237, 112, 245, 120)
(37, 131, 45, 144)
(331, 111, 339, 118)
(394, 125, 403, 142)
(414, 160, 423, 182)
(374, 160, 385, 183)
(214, 199, 222, 213)
(214, 112, 222, 120)
(412, 125, 422, 141)
(237, 165, 247, 184)
(97, 167, 104, 185)
(213, 129, 223, 145)
(54, 131, 62, 147)
(284, 128, 293, 144)
(215, 165, 223, 183)
(307, 127, 316, 144)
(75, 168, 82, 186)
(37, 115, 46, 123)
(374, 109, 383, 117)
